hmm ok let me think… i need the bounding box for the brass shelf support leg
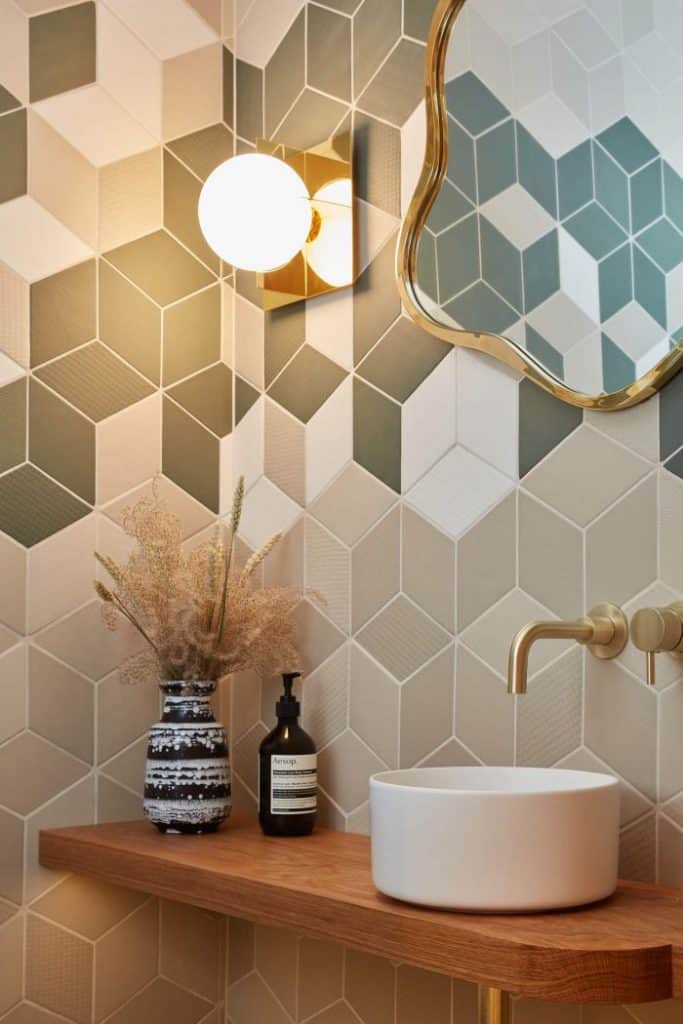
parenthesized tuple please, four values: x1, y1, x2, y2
(478, 986, 512, 1024)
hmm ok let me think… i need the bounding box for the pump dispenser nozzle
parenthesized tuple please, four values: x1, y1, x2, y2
(277, 672, 302, 718)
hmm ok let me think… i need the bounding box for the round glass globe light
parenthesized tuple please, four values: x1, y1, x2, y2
(198, 153, 312, 273)
(306, 178, 354, 288)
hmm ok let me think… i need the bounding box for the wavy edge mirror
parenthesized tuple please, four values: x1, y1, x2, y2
(397, 0, 683, 410)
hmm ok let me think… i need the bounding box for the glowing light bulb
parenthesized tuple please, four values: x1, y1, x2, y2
(305, 178, 354, 288)
(198, 153, 312, 273)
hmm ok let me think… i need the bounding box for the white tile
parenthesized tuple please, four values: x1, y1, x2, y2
(406, 446, 513, 539)
(0, 354, 24, 387)
(563, 331, 605, 394)
(623, 57, 658, 151)
(587, 0, 623, 45)
(0, 197, 92, 283)
(401, 102, 427, 217)
(468, 9, 514, 113)
(306, 376, 352, 504)
(0, 0, 28, 103)
(473, 0, 550, 45)
(627, 30, 683, 93)
(233, 396, 263, 492)
(511, 29, 551, 112)
(457, 349, 518, 478)
(356, 199, 399, 275)
(551, 33, 590, 128)
(603, 301, 668, 362)
(445, 3, 471, 82)
(402, 349, 457, 491)
(239, 476, 301, 549)
(526, 292, 598, 355)
(97, 4, 162, 138)
(27, 516, 97, 633)
(623, 0, 654, 43)
(558, 226, 600, 322)
(481, 184, 556, 251)
(666, 263, 683, 333)
(235, 0, 304, 66)
(101, 0, 218, 59)
(306, 290, 353, 371)
(588, 56, 625, 133)
(554, 8, 618, 68)
(517, 93, 590, 158)
(653, 79, 683, 174)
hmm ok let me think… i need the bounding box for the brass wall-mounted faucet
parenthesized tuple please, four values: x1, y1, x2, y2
(507, 604, 629, 695)
(630, 602, 683, 686)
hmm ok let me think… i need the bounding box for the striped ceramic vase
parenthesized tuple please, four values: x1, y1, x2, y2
(143, 680, 231, 834)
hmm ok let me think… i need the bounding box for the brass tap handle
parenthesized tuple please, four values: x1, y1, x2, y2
(630, 603, 683, 686)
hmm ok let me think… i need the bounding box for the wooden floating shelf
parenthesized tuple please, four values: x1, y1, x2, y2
(40, 816, 683, 1006)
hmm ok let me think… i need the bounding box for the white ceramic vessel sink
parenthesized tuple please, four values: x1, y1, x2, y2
(370, 766, 620, 912)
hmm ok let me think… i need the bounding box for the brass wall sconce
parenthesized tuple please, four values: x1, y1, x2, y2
(198, 132, 354, 311)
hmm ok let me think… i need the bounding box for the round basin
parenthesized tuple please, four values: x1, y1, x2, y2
(370, 766, 620, 912)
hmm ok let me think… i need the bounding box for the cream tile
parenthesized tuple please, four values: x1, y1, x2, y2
(233, 722, 266, 793)
(292, 599, 345, 675)
(0, 916, 23, 1017)
(0, 353, 24, 387)
(0, 0, 28, 103)
(25, 777, 95, 901)
(28, 111, 97, 248)
(26, 915, 92, 1024)
(103, 475, 214, 541)
(455, 644, 514, 764)
(422, 737, 479, 767)
(518, 491, 583, 620)
(457, 491, 516, 631)
(306, 289, 353, 371)
(0, 731, 88, 814)
(302, 645, 349, 749)
(317, 728, 384, 811)
(457, 349, 519, 478)
(397, 965, 450, 1024)
(31, 876, 147, 940)
(619, 813, 656, 884)
(234, 296, 264, 388)
(351, 507, 400, 632)
(310, 463, 396, 547)
(100, 736, 147, 794)
(658, 815, 683, 888)
(264, 399, 305, 505)
(97, 394, 162, 505)
(29, 646, 94, 763)
(239, 476, 301, 549)
(299, 938, 343, 1020)
(0, 533, 26, 634)
(97, 776, 143, 823)
(0, 197, 92, 283)
(187, 0, 222, 32)
(236, 0, 305, 66)
(401, 349, 457, 491)
(264, 515, 304, 590)
(517, 647, 582, 767)
(233, 396, 263, 492)
(305, 518, 350, 632)
(586, 475, 657, 607)
(99, 147, 163, 251)
(35, 600, 146, 680)
(162, 44, 222, 141)
(355, 594, 450, 682)
(350, 643, 398, 766)
(0, 265, 29, 367)
(345, 949, 395, 1024)
(586, 398, 659, 463)
(254, 924, 297, 1017)
(523, 425, 651, 527)
(229, 972, 292, 1024)
(357, 199, 400, 274)
(27, 514, 96, 633)
(402, 505, 455, 632)
(229, 669, 261, 740)
(306, 376, 353, 504)
(97, 3, 163, 138)
(33, 85, 157, 168)
(660, 681, 683, 801)
(102, 0, 218, 59)
(161, 900, 225, 1002)
(94, 900, 158, 1022)
(557, 747, 652, 828)
(661, 469, 683, 593)
(98, 669, 160, 763)
(0, 807, 23, 905)
(400, 645, 454, 767)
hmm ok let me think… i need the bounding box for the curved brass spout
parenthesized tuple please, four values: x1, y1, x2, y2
(508, 604, 629, 694)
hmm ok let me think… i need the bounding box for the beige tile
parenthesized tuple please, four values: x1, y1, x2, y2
(29, 646, 94, 763)
(28, 110, 97, 247)
(0, 731, 88, 814)
(0, 196, 93, 283)
(310, 462, 396, 547)
(25, 776, 95, 901)
(397, 965, 450, 1024)
(0, 915, 23, 1016)
(97, 776, 144, 824)
(264, 516, 304, 590)
(98, 668, 161, 763)
(0, 534, 26, 635)
(402, 505, 455, 632)
(400, 645, 454, 767)
(164, 149, 219, 271)
(619, 813, 656, 883)
(0, 625, 20, 657)
(517, 648, 582, 767)
(618, 583, 683, 690)
(518, 492, 583, 620)
(164, 284, 221, 387)
(586, 398, 659, 463)
(660, 469, 683, 593)
(104, 475, 214, 541)
(233, 723, 266, 794)
(234, 295, 264, 389)
(101, 0, 218, 60)
(0, 645, 26, 745)
(0, 265, 29, 368)
(97, 394, 162, 505)
(228, 917, 253, 985)
(355, 595, 450, 682)
(35, 600, 146, 681)
(163, 44, 222, 141)
(350, 643, 398, 766)
(255, 924, 297, 1017)
(229, 972, 292, 1024)
(307, 1001, 358, 1024)
(31, 259, 96, 369)
(305, 518, 349, 632)
(422, 737, 479, 768)
(557, 747, 652, 828)
(586, 475, 657, 607)
(345, 948, 395, 1024)
(317, 729, 384, 811)
(97, 3, 162, 138)
(584, 1009, 639, 1024)
(0, 807, 23, 905)
(292, 599, 345, 675)
(100, 736, 147, 794)
(515, 998, 581, 1024)
(351, 507, 400, 632)
(187, 0, 222, 32)
(658, 815, 683, 888)
(524, 426, 651, 527)
(26, 915, 92, 1024)
(457, 492, 516, 631)
(660, 681, 683, 802)
(99, 147, 163, 251)
(104, 977, 211, 1024)
(302, 645, 349, 750)
(0, 0, 28, 104)
(0, 1004, 68, 1024)
(161, 900, 225, 1001)
(229, 669, 261, 741)
(264, 399, 305, 505)
(99, 261, 161, 385)
(298, 938, 343, 1020)
(27, 514, 96, 633)
(95, 899, 158, 1021)
(627, 998, 683, 1024)
(31, 876, 147, 940)
(455, 644, 514, 764)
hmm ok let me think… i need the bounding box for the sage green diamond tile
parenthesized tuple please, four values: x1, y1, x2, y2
(0, 86, 21, 115)
(99, 261, 161, 385)
(268, 345, 346, 423)
(358, 318, 450, 402)
(265, 304, 305, 387)
(265, 10, 305, 137)
(167, 123, 234, 182)
(0, 109, 26, 204)
(104, 230, 214, 307)
(162, 396, 219, 512)
(354, 377, 401, 492)
(446, 71, 509, 137)
(353, 0, 401, 97)
(519, 378, 582, 478)
(596, 116, 657, 175)
(223, 46, 233, 129)
(164, 150, 219, 272)
(235, 375, 260, 425)
(308, 4, 351, 103)
(29, 379, 95, 502)
(354, 233, 401, 364)
(236, 60, 263, 143)
(29, 1, 95, 103)
(276, 89, 348, 152)
(0, 379, 26, 474)
(167, 362, 232, 437)
(353, 112, 400, 217)
(0, 466, 89, 547)
(34, 342, 154, 422)
(163, 284, 220, 387)
(357, 39, 425, 127)
(31, 260, 96, 369)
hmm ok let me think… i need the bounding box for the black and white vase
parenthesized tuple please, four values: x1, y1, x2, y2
(144, 680, 231, 834)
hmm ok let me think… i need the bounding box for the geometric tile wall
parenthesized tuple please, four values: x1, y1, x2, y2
(0, 4, 681, 1024)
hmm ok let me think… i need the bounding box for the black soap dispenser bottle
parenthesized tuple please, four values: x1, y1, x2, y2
(259, 672, 317, 837)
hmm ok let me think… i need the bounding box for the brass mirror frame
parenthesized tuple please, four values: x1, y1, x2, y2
(396, 0, 683, 410)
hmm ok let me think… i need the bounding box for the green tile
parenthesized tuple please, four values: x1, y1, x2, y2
(444, 281, 518, 335)
(29, 379, 95, 503)
(633, 246, 666, 329)
(265, 303, 305, 387)
(446, 116, 477, 202)
(34, 342, 154, 422)
(308, 4, 351, 102)
(357, 317, 449, 402)
(353, 111, 400, 216)
(163, 285, 220, 387)
(664, 447, 683, 478)
(446, 72, 509, 137)
(518, 378, 582, 478)
(235, 375, 260, 425)
(660, 370, 683, 460)
(162, 397, 219, 513)
(0, 465, 89, 547)
(593, 142, 630, 231)
(596, 117, 657, 175)
(599, 243, 632, 322)
(353, 378, 401, 492)
(104, 230, 214, 307)
(268, 344, 347, 422)
(426, 180, 473, 233)
(99, 261, 160, 385)
(236, 60, 263, 143)
(357, 39, 425, 127)
(29, 1, 95, 102)
(0, 85, 21, 115)
(167, 123, 234, 181)
(631, 159, 662, 234)
(558, 141, 593, 219)
(480, 216, 522, 313)
(436, 214, 480, 304)
(353, 232, 401, 364)
(223, 46, 233, 129)
(404, 0, 435, 41)
(636, 217, 683, 273)
(164, 150, 219, 272)
(31, 260, 96, 369)
(476, 119, 516, 204)
(265, 10, 305, 137)
(664, 162, 683, 233)
(167, 363, 232, 437)
(353, 0, 401, 97)
(523, 230, 559, 314)
(601, 333, 635, 392)
(0, 379, 26, 474)
(0, 109, 26, 203)
(525, 325, 563, 380)
(563, 202, 627, 260)
(517, 123, 557, 218)
(416, 231, 438, 304)
(276, 88, 348, 151)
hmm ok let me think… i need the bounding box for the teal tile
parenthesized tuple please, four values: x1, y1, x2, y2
(268, 344, 347, 423)
(659, 369, 683, 460)
(631, 159, 662, 234)
(599, 243, 632, 322)
(416, 232, 438, 304)
(0, 379, 26, 474)
(357, 317, 450, 402)
(0, 465, 89, 547)
(525, 325, 563, 380)
(636, 217, 683, 273)
(523, 230, 559, 314)
(436, 214, 479, 303)
(235, 376, 260, 425)
(664, 163, 683, 233)
(447, 116, 477, 202)
(558, 141, 593, 219)
(480, 216, 523, 313)
(444, 281, 518, 335)
(593, 142, 630, 231)
(476, 119, 516, 204)
(426, 180, 473, 233)
(563, 202, 627, 260)
(518, 379, 582, 478)
(516, 123, 557, 217)
(602, 333, 635, 392)
(353, 378, 401, 492)
(633, 247, 666, 329)
(596, 117, 657, 174)
(445, 72, 509, 137)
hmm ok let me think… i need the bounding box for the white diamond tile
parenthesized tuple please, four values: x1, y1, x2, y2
(357, 200, 400, 275)
(551, 34, 590, 127)
(554, 9, 618, 69)
(97, 3, 163, 138)
(517, 93, 590, 158)
(0, 198, 93, 283)
(603, 301, 668, 364)
(401, 350, 457, 491)
(627, 30, 683, 93)
(526, 292, 598, 356)
(481, 185, 556, 251)
(558, 226, 601, 322)
(306, 377, 352, 505)
(457, 350, 518, 478)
